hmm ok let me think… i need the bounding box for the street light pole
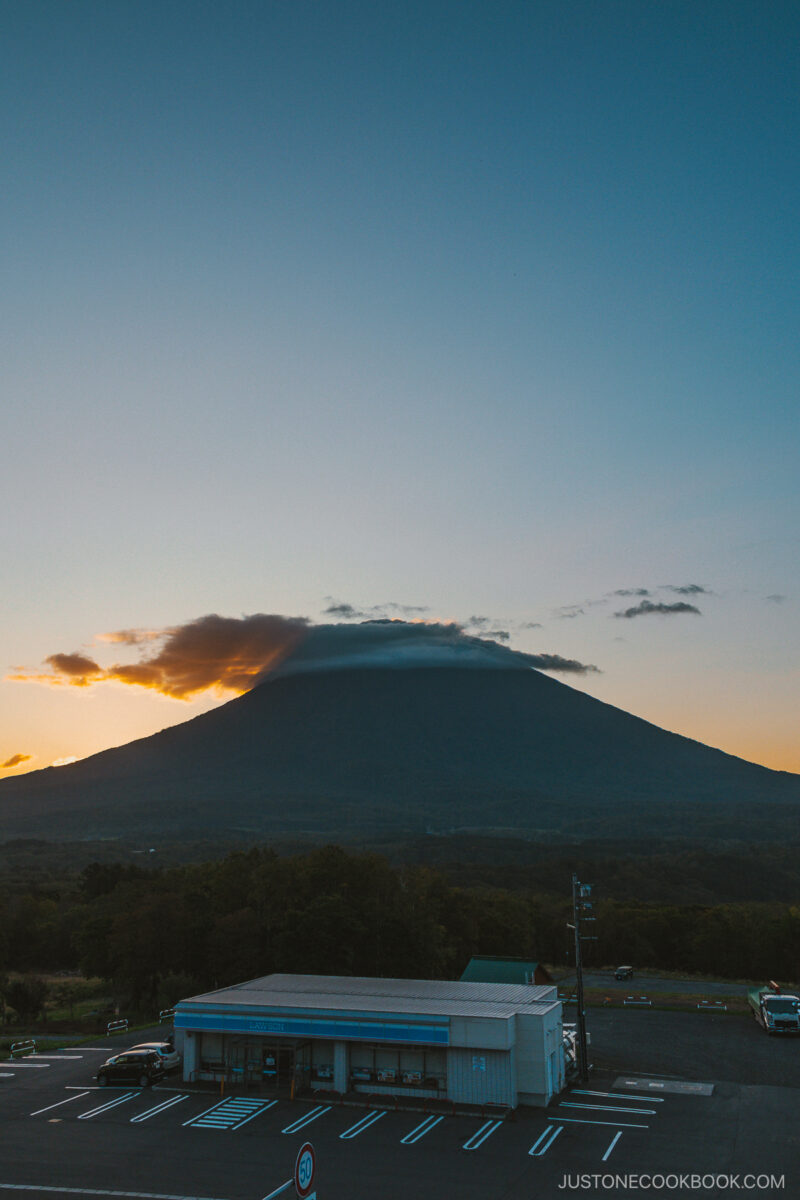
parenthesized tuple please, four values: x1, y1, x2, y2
(570, 872, 594, 1084)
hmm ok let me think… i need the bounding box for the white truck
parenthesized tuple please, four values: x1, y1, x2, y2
(747, 981, 800, 1035)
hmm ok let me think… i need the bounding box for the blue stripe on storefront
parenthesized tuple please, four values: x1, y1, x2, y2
(174, 1009, 449, 1045)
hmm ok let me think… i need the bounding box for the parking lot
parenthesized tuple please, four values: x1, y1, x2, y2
(1, 1011, 798, 1199)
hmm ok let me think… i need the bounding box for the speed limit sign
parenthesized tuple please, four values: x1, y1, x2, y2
(293, 1142, 316, 1199)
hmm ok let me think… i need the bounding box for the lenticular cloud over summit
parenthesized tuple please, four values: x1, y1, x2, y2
(267, 619, 553, 679)
(9, 614, 599, 700)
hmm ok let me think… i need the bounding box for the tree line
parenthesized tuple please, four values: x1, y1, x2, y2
(1, 844, 798, 1016)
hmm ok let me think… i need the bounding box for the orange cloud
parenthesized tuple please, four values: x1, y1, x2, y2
(45, 653, 104, 685)
(94, 628, 162, 645)
(9, 614, 310, 700)
(2, 752, 32, 768)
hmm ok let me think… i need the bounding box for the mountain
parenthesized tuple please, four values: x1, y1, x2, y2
(1, 667, 799, 843)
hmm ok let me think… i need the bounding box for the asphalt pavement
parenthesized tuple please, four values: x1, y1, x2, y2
(561, 972, 755, 997)
(0, 1019, 797, 1199)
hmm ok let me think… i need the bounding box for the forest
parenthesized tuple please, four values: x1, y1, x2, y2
(1, 841, 799, 1022)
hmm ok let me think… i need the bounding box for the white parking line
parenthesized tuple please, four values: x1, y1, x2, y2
(573, 1089, 665, 1102)
(560, 1102, 656, 1115)
(30, 1092, 91, 1116)
(130, 1095, 190, 1123)
(0, 1074, 14, 1079)
(281, 1104, 331, 1134)
(400, 1114, 443, 1144)
(528, 1125, 563, 1157)
(339, 1110, 387, 1139)
(0, 1186, 229, 1200)
(79, 1092, 138, 1119)
(462, 1118, 503, 1151)
(30, 1055, 84, 1060)
(549, 1117, 649, 1129)
(603, 1131, 623, 1161)
(232, 1100, 277, 1130)
(0, 1062, 49, 1069)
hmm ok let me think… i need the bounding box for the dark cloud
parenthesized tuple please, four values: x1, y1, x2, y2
(271, 620, 600, 677)
(11, 614, 601, 697)
(613, 588, 650, 597)
(766, 594, 786, 604)
(2, 752, 32, 768)
(323, 599, 430, 620)
(614, 600, 701, 619)
(323, 602, 363, 618)
(463, 617, 510, 640)
(524, 653, 599, 674)
(665, 584, 709, 595)
(556, 606, 585, 619)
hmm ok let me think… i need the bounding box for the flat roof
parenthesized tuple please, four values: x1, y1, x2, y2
(178, 973, 560, 1021)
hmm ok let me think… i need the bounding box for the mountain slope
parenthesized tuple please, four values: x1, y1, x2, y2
(1, 667, 798, 841)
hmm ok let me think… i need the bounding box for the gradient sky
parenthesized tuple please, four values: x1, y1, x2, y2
(2, 0, 798, 780)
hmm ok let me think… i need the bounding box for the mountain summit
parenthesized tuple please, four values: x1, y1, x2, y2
(1, 665, 798, 843)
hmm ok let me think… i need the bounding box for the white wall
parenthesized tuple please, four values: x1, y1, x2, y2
(446, 1047, 515, 1107)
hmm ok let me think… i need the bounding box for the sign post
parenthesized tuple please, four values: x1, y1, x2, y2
(294, 1142, 316, 1200)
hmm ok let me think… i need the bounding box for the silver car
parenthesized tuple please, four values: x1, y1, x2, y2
(130, 1041, 181, 1071)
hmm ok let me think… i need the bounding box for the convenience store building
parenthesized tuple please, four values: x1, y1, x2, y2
(174, 973, 564, 1108)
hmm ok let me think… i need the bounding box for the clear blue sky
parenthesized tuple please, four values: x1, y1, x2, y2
(2, 0, 798, 776)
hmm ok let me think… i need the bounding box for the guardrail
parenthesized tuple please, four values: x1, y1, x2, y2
(10, 1039, 36, 1058)
(159, 1008, 175, 1022)
(623, 995, 652, 1007)
(106, 1018, 129, 1036)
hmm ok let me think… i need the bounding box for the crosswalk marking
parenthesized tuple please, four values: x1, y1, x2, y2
(183, 1097, 275, 1130)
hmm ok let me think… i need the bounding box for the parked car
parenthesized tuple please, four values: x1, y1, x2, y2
(130, 1041, 181, 1071)
(97, 1049, 165, 1087)
(614, 965, 634, 981)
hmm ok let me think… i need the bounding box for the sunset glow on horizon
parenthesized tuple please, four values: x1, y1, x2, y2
(1, 2, 798, 789)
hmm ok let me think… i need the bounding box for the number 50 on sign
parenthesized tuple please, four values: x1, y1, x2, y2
(294, 1142, 316, 1199)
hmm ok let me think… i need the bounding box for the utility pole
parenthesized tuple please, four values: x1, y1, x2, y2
(568, 873, 595, 1083)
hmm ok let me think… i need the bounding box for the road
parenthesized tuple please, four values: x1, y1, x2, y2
(561, 972, 754, 997)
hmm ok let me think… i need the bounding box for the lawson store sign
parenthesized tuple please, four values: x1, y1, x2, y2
(175, 1007, 450, 1045)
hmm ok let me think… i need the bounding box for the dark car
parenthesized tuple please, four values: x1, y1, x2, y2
(96, 1049, 166, 1087)
(614, 965, 634, 981)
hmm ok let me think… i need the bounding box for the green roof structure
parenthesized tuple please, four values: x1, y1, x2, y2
(460, 956, 553, 987)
